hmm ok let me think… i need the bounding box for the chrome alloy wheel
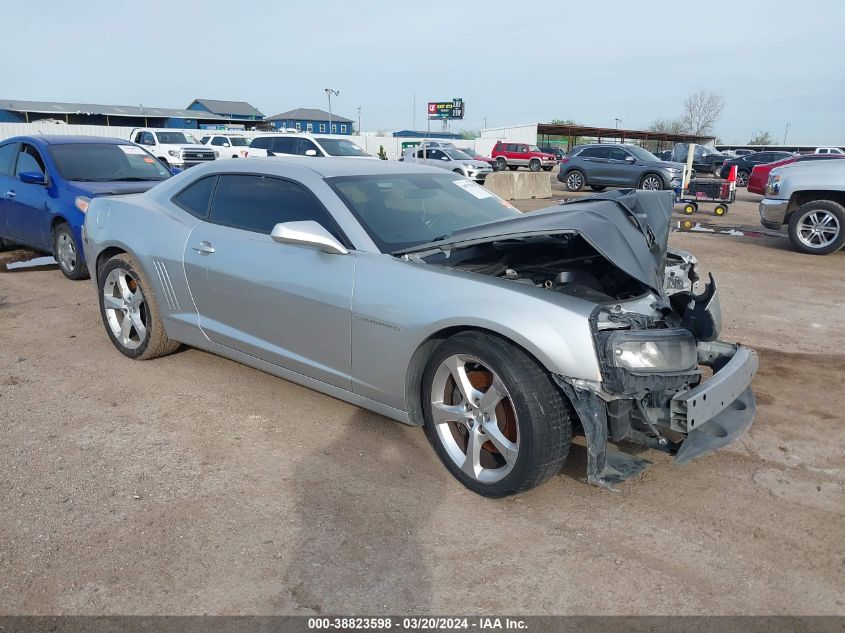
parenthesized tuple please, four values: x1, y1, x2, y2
(56, 232, 78, 273)
(641, 175, 662, 190)
(796, 209, 841, 250)
(103, 268, 147, 350)
(430, 354, 520, 483)
(566, 172, 583, 190)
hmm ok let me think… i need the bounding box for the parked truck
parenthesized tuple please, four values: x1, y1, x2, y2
(759, 159, 845, 255)
(129, 128, 217, 169)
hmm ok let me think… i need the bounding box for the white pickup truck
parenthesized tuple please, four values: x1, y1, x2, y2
(129, 128, 217, 169)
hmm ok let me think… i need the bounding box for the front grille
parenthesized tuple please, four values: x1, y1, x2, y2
(182, 151, 215, 161)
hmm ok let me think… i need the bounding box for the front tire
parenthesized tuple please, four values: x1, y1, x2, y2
(98, 254, 181, 360)
(53, 223, 89, 280)
(528, 158, 541, 172)
(422, 332, 572, 497)
(564, 170, 585, 192)
(639, 173, 664, 190)
(495, 157, 507, 171)
(787, 200, 845, 255)
(737, 170, 750, 187)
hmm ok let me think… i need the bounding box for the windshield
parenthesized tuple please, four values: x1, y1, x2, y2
(230, 137, 251, 146)
(316, 138, 370, 157)
(328, 173, 519, 252)
(156, 132, 192, 144)
(48, 144, 171, 182)
(627, 146, 659, 162)
(444, 149, 472, 160)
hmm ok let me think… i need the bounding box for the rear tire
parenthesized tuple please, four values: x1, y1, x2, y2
(564, 170, 585, 192)
(787, 200, 845, 255)
(53, 223, 89, 280)
(422, 331, 572, 497)
(98, 253, 181, 360)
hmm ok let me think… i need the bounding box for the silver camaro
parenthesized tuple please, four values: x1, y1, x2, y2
(82, 158, 758, 497)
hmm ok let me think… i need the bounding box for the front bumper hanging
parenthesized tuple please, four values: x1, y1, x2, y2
(556, 340, 758, 489)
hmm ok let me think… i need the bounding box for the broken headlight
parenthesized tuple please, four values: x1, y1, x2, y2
(607, 330, 697, 374)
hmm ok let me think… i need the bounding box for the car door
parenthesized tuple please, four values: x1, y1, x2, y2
(576, 147, 611, 183)
(0, 142, 20, 238)
(182, 173, 355, 389)
(5, 143, 53, 248)
(606, 147, 638, 185)
(210, 136, 232, 157)
(295, 138, 324, 157)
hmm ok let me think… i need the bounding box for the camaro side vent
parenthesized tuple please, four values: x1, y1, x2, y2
(152, 260, 180, 311)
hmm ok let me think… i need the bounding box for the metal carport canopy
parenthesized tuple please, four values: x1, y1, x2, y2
(537, 123, 715, 146)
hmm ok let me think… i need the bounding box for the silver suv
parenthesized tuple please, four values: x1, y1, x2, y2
(558, 144, 684, 192)
(403, 147, 493, 182)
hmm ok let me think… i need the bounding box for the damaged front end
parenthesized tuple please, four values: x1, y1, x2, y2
(400, 189, 758, 487)
(555, 279, 758, 488)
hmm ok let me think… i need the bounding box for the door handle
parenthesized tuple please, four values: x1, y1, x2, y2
(191, 241, 215, 255)
(4, 190, 16, 198)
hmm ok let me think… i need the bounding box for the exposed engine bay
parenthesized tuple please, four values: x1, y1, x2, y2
(422, 233, 652, 303)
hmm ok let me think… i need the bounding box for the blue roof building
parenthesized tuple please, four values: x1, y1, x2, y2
(266, 108, 354, 135)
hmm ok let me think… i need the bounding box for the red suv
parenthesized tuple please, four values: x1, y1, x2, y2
(491, 142, 557, 172)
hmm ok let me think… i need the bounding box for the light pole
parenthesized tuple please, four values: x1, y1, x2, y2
(325, 88, 339, 134)
(614, 118, 622, 129)
(357, 106, 361, 135)
(783, 122, 790, 146)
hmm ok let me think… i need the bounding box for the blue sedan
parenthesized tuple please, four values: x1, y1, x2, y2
(0, 135, 170, 279)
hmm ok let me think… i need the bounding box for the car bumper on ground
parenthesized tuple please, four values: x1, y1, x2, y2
(759, 197, 790, 229)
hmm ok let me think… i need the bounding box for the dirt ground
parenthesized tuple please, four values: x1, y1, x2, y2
(0, 181, 843, 616)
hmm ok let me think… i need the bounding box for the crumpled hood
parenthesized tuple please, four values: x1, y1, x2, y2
(396, 189, 675, 294)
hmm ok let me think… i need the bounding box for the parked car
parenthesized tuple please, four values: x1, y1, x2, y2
(759, 159, 845, 255)
(82, 158, 757, 497)
(130, 128, 217, 169)
(558, 144, 684, 192)
(200, 133, 252, 159)
(814, 147, 844, 155)
(403, 147, 493, 182)
(670, 144, 727, 177)
(719, 151, 795, 187)
(456, 147, 497, 169)
(747, 154, 845, 195)
(491, 142, 557, 172)
(247, 134, 374, 159)
(0, 135, 171, 279)
(538, 145, 567, 161)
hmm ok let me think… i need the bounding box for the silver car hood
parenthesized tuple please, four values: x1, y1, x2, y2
(395, 189, 674, 294)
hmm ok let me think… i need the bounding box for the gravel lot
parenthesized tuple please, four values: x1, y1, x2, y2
(1, 180, 843, 615)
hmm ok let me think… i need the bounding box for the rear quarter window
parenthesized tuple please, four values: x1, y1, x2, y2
(172, 176, 218, 219)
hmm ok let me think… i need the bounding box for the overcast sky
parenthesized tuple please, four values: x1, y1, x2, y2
(4, 0, 843, 144)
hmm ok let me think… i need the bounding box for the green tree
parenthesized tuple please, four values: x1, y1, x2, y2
(458, 129, 479, 140)
(747, 130, 774, 145)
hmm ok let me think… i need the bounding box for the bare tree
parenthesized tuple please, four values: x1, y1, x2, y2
(648, 117, 687, 135)
(681, 91, 725, 136)
(748, 130, 774, 145)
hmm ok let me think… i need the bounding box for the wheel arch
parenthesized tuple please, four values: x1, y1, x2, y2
(403, 325, 566, 427)
(785, 190, 845, 221)
(95, 246, 129, 286)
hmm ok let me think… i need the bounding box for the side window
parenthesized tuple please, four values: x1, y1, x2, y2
(332, 124, 337, 133)
(208, 175, 343, 239)
(306, 123, 313, 132)
(295, 122, 301, 131)
(16, 144, 46, 177)
(610, 148, 630, 161)
(250, 137, 271, 149)
(0, 143, 17, 176)
(319, 123, 326, 132)
(505, 144, 517, 152)
(341, 125, 347, 133)
(172, 176, 217, 219)
(753, 153, 770, 162)
(428, 149, 445, 160)
(133, 132, 143, 143)
(211, 137, 227, 146)
(297, 139, 321, 156)
(580, 147, 610, 159)
(141, 132, 155, 145)
(272, 137, 297, 154)
(200, 136, 211, 144)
